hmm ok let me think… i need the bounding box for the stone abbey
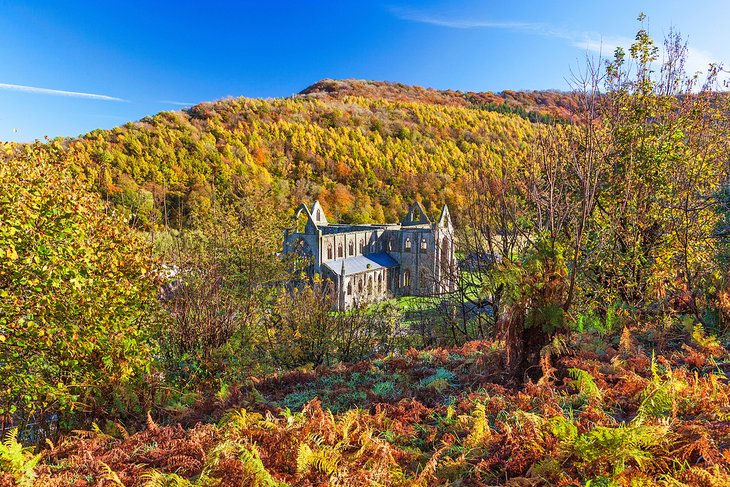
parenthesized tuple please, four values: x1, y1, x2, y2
(283, 201, 456, 310)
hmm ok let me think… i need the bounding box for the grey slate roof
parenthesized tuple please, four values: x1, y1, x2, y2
(322, 252, 398, 276)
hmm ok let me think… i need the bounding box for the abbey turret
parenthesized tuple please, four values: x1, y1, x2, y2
(283, 201, 456, 310)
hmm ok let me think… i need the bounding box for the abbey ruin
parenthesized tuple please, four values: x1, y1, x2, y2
(283, 201, 456, 310)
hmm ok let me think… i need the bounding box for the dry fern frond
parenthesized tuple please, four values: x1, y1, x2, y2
(99, 460, 125, 486)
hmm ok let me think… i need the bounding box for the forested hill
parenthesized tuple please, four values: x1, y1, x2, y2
(300, 79, 578, 121)
(57, 79, 574, 228)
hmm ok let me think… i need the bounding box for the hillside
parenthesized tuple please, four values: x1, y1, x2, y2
(26, 330, 730, 485)
(300, 79, 579, 120)
(57, 79, 575, 228)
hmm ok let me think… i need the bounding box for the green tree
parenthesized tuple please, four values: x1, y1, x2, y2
(0, 142, 161, 437)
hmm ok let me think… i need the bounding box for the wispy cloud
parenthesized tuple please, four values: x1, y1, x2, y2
(159, 100, 198, 107)
(392, 7, 723, 77)
(0, 82, 126, 101)
(391, 7, 545, 32)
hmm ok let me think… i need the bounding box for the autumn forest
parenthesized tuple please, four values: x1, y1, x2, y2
(3, 22, 730, 486)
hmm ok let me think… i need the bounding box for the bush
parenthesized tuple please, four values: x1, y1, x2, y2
(0, 142, 162, 438)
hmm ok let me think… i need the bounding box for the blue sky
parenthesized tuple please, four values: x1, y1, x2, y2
(2, 1, 729, 141)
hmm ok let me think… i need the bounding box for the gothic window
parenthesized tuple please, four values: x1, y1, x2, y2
(327, 243, 333, 260)
(348, 241, 354, 256)
(441, 237, 450, 268)
(377, 274, 382, 293)
(403, 269, 411, 288)
(420, 271, 427, 289)
(421, 238, 427, 251)
(347, 281, 352, 295)
(338, 243, 343, 258)
(441, 236, 451, 287)
(316, 209, 321, 221)
(359, 239, 364, 254)
(404, 237, 412, 252)
(358, 278, 363, 293)
(367, 275, 373, 295)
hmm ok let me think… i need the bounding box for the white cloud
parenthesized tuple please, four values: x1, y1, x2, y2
(0, 82, 126, 101)
(160, 100, 198, 107)
(392, 7, 726, 84)
(392, 8, 540, 31)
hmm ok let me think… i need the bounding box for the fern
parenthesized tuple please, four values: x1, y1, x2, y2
(464, 403, 491, 448)
(296, 442, 341, 478)
(547, 416, 578, 444)
(238, 446, 288, 487)
(99, 461, 125, 486)
(691, 323, 723, 355)
(141, 470, 197, 487)
(569, 368, 603, 402)
(417, 368, 456, 389)
(221, 408, 270, 432)
(0, 428, 41, 486)
(573, 424, 670, 475)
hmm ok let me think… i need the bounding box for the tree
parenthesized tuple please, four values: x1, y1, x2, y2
(155, 187, 289, 386)
(0, 142, 161, 437)
(496, 17, 730, 382)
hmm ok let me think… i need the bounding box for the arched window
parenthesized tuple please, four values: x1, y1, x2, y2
(347, 281, 352, 295)
(348, 241, 354, 256)
(441, 237, 450, 269)
(403, 269, 411, 288)
(421, 238, 428, 251)
(441, 236, 451, 288)
(359, 239, 364, 254)
(377, 274, 382, 294)
(316, 209, 321, 221)
(367, 275, 373, 295)
(404, 238, 412, 252)
(338, 243, 343, 258)
(420, 271, 427, 289)
(358, 278, 363, 293)
(327, 243, 333, 260)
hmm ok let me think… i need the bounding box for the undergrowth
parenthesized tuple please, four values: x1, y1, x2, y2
(10, 328, 730, 486)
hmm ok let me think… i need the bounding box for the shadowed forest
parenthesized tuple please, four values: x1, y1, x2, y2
(3, 21, 730, 486)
